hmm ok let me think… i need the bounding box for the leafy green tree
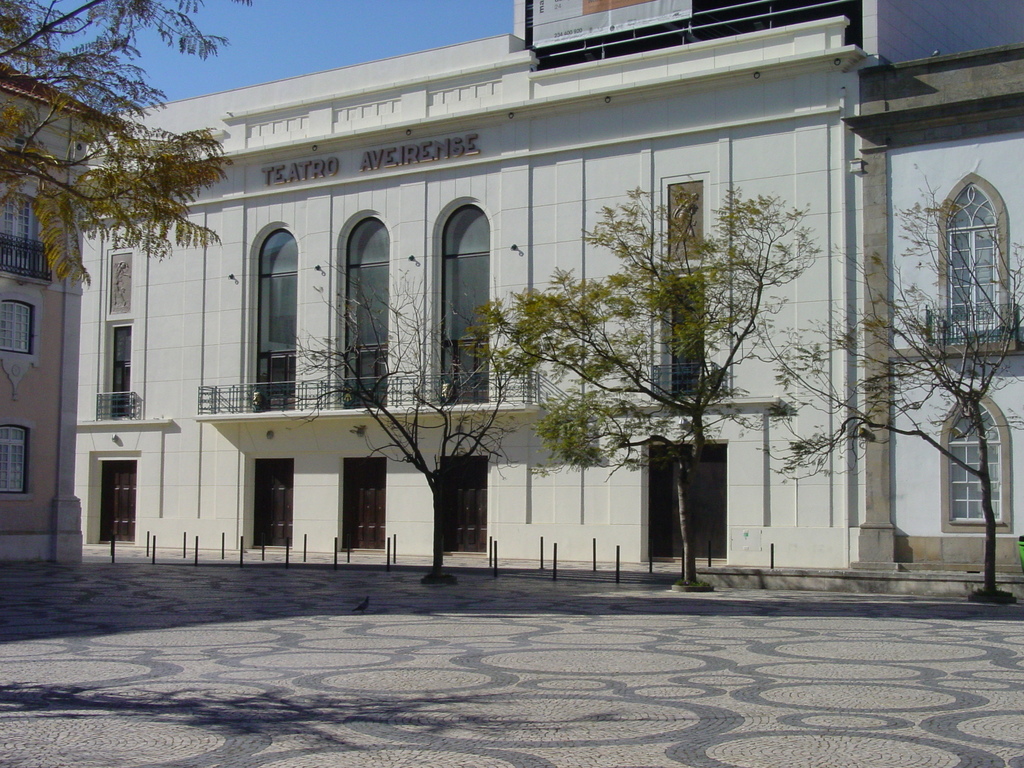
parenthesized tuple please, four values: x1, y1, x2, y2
(489, 189, 816, 585)
(778, 196, 1021, 599)
(1, 0, 250, 281)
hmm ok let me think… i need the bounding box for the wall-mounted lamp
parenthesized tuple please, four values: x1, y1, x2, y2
(406, 128, 413, 136)
(510, 244, 525, 257)
(266, 430, 274, 440)
(314, 264, 326, 275)
(408, 255, 421, 267)
(228, 273, 239, 284)
(350, 424, 366, 436)
(112, 434, 122, 446)
(604, 95, 611, 103)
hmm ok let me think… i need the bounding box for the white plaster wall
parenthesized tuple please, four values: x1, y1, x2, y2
(889, 134, 1024, 540)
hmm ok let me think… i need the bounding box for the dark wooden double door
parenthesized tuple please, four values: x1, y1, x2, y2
(254, 459, 293, 546)
(100, 460, 137, 542)
(341, 456, 487, 553)
(648, 444, 727, 560)
(441, 456, 488, 553)
(343, 457, 387, 549)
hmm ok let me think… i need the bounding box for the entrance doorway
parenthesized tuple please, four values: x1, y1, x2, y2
(343, 457, 386, 549)
(100, 460, 137, 542)
(648, 444, 727, 560)
(254, 458, 293, 546)
(441, 455, 488, 553)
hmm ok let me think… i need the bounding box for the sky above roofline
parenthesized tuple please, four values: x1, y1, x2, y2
(134, 0, 513, 103)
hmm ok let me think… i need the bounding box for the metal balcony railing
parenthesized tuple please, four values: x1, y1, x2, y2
(96, 392, 142, 420)
(197, 373, 548, 415)
(926, 304, 1022, 347)
(652, 362, 703, 395)
(0, 233, 50, 281)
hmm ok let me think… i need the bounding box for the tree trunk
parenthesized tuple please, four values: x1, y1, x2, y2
(977, 447, 998, 593)
(430, 477, 446, 579)
(674, 457, 697, 584)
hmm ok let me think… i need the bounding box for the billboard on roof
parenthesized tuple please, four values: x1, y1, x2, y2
(532, 0, 693, 48)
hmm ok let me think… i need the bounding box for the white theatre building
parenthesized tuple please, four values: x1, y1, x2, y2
(76, 1, 1024, 570)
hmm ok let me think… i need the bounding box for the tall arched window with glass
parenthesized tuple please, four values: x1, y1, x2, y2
(947, 185, 1000, 334)
(346, 219, 389, 403)
(256, 230, 297, 409)
(441, 206, 489, 403)
(949, 407, 1001, 522)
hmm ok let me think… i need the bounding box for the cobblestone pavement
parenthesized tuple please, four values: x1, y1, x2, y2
(0, 547, 1022, 767)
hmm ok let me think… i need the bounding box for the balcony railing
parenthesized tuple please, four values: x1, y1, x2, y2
(652, 362, 703, 395)
(96, 392, 142, 420)
(926, 305, 1023, 347)
(0, 233, 50, 281)
(197, 373, 547, 416)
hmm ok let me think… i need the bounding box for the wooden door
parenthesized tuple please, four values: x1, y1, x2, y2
(100, 460, 137, 542)
(343, 457, 386, 549)
(254, 458, 293, 546)
(648, 444, 727, 560)
(441, 456, 488, 553)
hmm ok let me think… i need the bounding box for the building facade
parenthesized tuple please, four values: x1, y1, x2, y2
(0, 77, 83, 562)
(75, 1, 1024, 570)
(850, 44, 1024, 571)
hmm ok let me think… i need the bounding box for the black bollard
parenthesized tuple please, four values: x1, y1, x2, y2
(770, 542, 775, 570)
(151, 536, 157, 564)
(493, 540, 498, 578)
(392, 534, 397, 564)
(145, 531, 150, 557)
(110, 536, 115, 564)
(708, 539, 712, 568)
(194, 535, 199, 566)
(221, 532, 226, 560)
(593, 538, 597, 571)
(488, 536, 493, 568)
(303, 533, 307, 563)
(616, 545, 621, 584)
(239, 536, 244, 567)
(649, 545, 653, 574)
(540, 536, 544, 570)
(285, 537, 290, 569)
(333, 537, 338, 571)
(347, 533, 352, 563)
(183, 531, 187, 558)
(261, 533, 266, 561)
(386, 537, 391, 572)
(553, 543, 558, 581)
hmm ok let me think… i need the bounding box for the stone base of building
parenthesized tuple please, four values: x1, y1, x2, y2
(702, 566, 1024, 599)
(894, 534, 1020, 573)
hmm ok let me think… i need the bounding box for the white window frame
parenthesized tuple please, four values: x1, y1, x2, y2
(0, 425, 26, 493)
(0, 300, 32, 353)
(941, 401, 1013, 532)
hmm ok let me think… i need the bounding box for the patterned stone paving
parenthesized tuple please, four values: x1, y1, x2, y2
(0, 550, 1022, 767)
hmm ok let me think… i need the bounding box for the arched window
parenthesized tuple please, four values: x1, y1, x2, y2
(257, 230, 298, 385)
(947, 184, 1000, 329)
(949, 406, 1001, 522)
(0, 426, 26, 493)
(0, 300, 32, 353)
(441, 206, 489, 400)
(346, 219, 389, 384)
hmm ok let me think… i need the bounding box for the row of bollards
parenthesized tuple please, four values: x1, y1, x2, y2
(120, 530, 744, 577)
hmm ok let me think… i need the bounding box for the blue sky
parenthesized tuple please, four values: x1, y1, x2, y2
(135, 1, 514, 102)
